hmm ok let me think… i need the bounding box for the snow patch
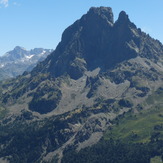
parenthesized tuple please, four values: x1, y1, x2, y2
(0, 64, 5, 68)
(25, 55, 34, 59)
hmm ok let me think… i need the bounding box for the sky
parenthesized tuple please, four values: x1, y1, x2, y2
(0, 0, 163, 55)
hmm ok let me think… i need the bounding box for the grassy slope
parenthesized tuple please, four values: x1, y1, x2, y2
(103, 89, 163, 163)
(105, 107, 163, 143)
(104, 88, 163, 143)
(151, 156, 163, 163)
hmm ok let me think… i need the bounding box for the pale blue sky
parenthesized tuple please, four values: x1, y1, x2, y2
(0, 0, 163, 55)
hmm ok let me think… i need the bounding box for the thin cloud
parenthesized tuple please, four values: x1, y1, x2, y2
(0, 0, 9, 7)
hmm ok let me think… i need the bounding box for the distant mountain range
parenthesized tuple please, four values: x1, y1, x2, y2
(0, 46, 53, 80)
(0, 7, 162, 163)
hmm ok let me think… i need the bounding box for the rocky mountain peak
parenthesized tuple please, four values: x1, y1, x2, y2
(0, 46, 52, 80)
(115, 10, 137, 30)
(33, 7, 163, 80)
(117, 11, 129, 23)
(13, 46, 27, 54)
(14, 46, 26, 51)
(86, 7, 114, 24)
(5, 46, 28, 60)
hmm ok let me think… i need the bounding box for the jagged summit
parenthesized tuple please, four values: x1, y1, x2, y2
(115, 10, 137, 31)
(4, 46, 29, 60)
(86, 7, 114, 24)
(33, 7, 163, 80)
(118, 11, 129, 22)
(14, 46, 26, 50)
